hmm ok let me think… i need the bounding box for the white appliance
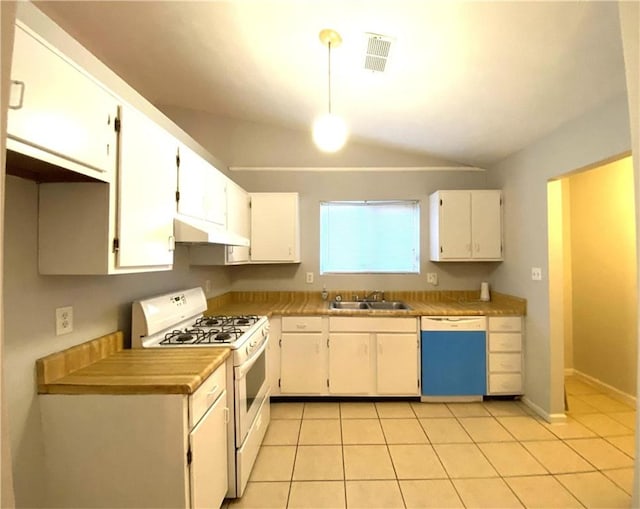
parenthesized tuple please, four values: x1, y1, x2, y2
(131, 287, 270, 498)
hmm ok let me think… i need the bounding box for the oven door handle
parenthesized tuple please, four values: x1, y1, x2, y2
(235, 338, 268, 380)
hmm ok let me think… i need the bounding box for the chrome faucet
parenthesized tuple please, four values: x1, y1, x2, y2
(364, 290, 385, 302)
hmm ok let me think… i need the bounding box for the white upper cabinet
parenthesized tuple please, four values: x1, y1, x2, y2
(38, 106, 177, 275)
(250, 192, 300, 263)
(116, 104, 176, 269)
(429, 190, 503, 261)
(225, 181, 251, 264)
(175, 144, 229, 243)
(8, 24, 118, 182)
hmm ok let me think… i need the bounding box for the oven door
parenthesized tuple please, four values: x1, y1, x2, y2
(234, 337, 269, 444)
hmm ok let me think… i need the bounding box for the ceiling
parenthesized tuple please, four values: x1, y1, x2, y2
(34, 1, 627, 167)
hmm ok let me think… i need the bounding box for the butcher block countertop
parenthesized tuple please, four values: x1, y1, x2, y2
(206, 290, 526, 318)
(36, 331, 230, 395)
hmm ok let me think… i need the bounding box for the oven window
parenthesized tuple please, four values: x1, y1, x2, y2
(245, 349, 266, 412)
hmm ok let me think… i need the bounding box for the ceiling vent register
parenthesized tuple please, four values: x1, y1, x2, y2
(364, 33, 393, 73)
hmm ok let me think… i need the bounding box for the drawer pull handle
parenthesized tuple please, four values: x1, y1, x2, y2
(207, 385, 219, 397)
(224, 407, 230, 424)
(296, 324, 307, 329)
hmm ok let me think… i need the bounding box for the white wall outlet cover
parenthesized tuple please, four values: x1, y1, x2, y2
(531, 267, 543, 280)
(427, 272, 438, 285)
(305, 272, 314, 284)
(55, 306, 73, 335)
(205, 280, 211, 293)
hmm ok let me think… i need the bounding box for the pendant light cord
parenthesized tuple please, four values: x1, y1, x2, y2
(327, 41, 332, 115)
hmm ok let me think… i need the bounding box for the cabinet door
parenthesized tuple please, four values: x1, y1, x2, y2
(178, 145, 208, 220)
(189, 390, 228, 509)
(280, 333, 325, 394)
(226, 181, 250, 263)
(471, 190, 502, 259)
(377, 334, 419, 395)
(178, 145, 227, 227)
(250, 193, 300, 262)
(8, 25, 117, 180)
(204, 169, 227, 228)
(117, 105, 175, 268)
(329, 333, 372, 394)
(438, 191, 471, 259)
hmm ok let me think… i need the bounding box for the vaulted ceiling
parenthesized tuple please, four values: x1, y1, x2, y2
(35, 1, 627, 167)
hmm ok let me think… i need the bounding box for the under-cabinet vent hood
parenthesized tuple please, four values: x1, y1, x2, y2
(174, 214, 250, 246)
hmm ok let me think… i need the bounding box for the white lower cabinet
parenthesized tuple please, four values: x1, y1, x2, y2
(276, 316, 419, 397)
(40, 361, 229, 508)
(377, 333, 420, 395)
(279, 316, 326, 394)
(281, 333, 326, 394)
(487, 316, 524, 395)
(329, 333, 373, 395)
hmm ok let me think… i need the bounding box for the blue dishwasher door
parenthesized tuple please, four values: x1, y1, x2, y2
(421, 330, 486, 396)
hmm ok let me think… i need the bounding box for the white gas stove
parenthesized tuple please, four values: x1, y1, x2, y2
(131, 287, 269, 366)
(131, 287, 271, 499)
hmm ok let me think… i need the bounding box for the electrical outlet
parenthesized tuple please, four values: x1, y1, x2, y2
(305, 272, 314, 284)
(55, 306, 73, 336)
(531, 267, 542, 281)
(427, 272, 438, 286)
(205, 280, 211, 294)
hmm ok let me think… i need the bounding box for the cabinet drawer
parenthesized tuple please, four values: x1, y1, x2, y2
(190, 362, 226, 428)
(329, 316, 417, 333)
(488, 373, 522, 394)
(488, 316, 522, 332)
(489, 353, 521, 373)
(488, 333, 522, 352)
(282, 316, 322, 332)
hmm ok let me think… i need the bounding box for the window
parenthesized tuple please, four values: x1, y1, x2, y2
(320, 200, 420, 274)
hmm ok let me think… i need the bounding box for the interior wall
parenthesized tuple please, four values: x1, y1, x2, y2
(487, 93, 632, 419)
(562, 180, 574, 371)
(546, 179, 567, 403)
(2, 176, 232, 508)
(160, 106, 471, 171)
(228, 169, 498, 292)
(569, 157, 637, 395)
(1, 2, 17, 507)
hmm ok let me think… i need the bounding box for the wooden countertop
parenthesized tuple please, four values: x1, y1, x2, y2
(36, 331, 231, 395)
(206, 290, 526, 318)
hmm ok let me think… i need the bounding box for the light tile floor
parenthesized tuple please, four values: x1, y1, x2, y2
(225, 377, 635, 508)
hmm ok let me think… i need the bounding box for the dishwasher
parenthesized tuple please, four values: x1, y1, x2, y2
(421, 316, 487, 401)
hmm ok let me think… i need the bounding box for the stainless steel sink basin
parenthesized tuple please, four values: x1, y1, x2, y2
(328, 300, 412, 311)
(367, 301, 412, 310)
(328, 301, 370, 310)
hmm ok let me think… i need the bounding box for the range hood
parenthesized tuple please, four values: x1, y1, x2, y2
(174, 214, 250, 246)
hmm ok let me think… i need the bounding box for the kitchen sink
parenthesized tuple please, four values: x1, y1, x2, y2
(328, 300, 412, 311)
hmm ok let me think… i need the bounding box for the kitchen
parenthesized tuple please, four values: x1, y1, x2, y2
(1, 1, 639, 508)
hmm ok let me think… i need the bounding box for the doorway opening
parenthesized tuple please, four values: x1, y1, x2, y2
(548, 154, 637, 412)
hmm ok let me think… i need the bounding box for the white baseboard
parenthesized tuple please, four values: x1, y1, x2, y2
(522, 396, 567, 423)
(564, 368, 575, 376)
(570, 370, 636, 409)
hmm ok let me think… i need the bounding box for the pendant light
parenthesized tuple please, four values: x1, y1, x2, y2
(312, 29, 348, 152)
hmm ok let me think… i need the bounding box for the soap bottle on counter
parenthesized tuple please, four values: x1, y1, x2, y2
(321, 285, 329, 301)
